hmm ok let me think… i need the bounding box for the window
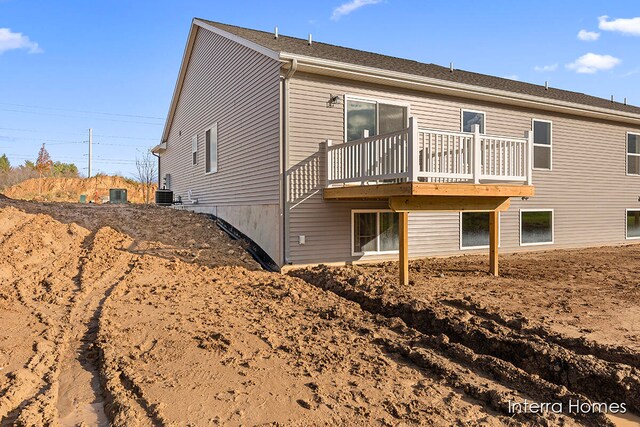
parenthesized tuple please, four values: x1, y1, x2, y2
(461, 110, 485, 133)
(205, 123, 218, 174)
(191, 135, 198, 165)
(627, 210, 640, 239)
(460, 212, 500, 249)
(520, 210, 554, 245)
(533, 120, 552, 170)
(627, 133, 640, 175)
(352, 210, 399, 255)
(345, 97, 408, 142)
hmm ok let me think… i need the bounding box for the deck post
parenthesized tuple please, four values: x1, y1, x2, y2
(525, 130, 533, 186)
(408, 117, 419, 182)
(399, 211, 409, 286)
(325, 139, 333, 186)
(489, 209, 499, 276)
(472, 124, 481, 184)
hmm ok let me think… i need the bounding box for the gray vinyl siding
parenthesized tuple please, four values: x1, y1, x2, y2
(286, 71, 640, 265)
(159, 26, 282, 263)
(160, 27, 280, 205)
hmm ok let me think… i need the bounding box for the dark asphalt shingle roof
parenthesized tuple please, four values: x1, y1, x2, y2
(199, 19, 640, 116)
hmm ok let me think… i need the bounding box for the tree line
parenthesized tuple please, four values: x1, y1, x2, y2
(0, 144, 79, 190)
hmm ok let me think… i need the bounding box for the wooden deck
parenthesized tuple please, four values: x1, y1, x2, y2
(324, 182, 535, 283)
(323, 182, 535, 200)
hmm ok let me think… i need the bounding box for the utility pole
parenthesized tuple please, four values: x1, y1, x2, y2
(88, 128, 92, 178)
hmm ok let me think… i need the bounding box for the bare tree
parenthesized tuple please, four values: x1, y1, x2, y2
(35, 144, 53, 195)
(134, 150, 157, 204)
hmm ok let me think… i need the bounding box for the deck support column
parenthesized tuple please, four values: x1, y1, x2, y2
(399, 211, 409, 286)
(489, 209, 499, 276)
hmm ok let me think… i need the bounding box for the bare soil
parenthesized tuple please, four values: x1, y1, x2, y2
(0, 195, 638, 426)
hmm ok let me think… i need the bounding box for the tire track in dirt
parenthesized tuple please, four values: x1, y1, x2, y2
(442, 297, 640, 369)
(55, 227, 138, 426)
(291, 267, 638, 424)
(0, 211, 88, 425)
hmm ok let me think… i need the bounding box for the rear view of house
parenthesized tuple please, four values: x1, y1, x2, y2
(154, 18, 640, 277)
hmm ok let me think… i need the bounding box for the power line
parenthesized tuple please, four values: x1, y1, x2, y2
(0, 102, 165, 120)
(0, 126, 159, 141)
(0, 108, 164, 126)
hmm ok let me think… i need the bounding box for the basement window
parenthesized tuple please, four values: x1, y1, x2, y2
(627, 133, 640, 175)
(205, 123, 218, 174)
(460, 212, 500, 249)
(533, 119, 552, 170)
(520, 210, 554, 245)
(352, 210, 399, 255)
(627, 210, 640, 239)
(191, 135, 197, 165)
(345, 97, 408, 142)
(461, 110, 485, 133)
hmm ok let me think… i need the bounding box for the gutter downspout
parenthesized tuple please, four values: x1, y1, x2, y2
(281, 58, 298, 266)
(152, 150, 161, 189)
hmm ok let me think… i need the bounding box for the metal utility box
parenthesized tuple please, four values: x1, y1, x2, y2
(79, 194, 87, 204)
(109, 188, 127, 204)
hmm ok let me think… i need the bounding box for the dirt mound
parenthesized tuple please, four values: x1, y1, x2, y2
(3, 175, 156, 203)
(291, 258, 640, 426)
(1, 197, 638, 426)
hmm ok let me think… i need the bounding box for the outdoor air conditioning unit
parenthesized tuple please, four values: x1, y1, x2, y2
(109, 188, 128, 204)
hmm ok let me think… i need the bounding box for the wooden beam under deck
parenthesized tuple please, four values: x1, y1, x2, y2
(323, 182, 535, 200)
(389, 196, 510, 212)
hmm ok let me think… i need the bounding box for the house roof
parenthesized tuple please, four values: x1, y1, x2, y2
(200, 19, 640, 116)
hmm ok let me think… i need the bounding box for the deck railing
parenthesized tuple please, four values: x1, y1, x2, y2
(325, 118, 533, 186)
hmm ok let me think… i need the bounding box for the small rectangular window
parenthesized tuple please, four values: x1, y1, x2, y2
(627, 133, 640, 175)
(352, 210, 399, 255)
(461, 110, 485, 133)
(205, 123, 218, 174)
(627, 210, 640, 239)
(345, 97, 408, 142)
(191, 135, 197, 165)
(533, 120, 552, 170)
(520, 210, 553, 245)
(460, 212, 499, 249)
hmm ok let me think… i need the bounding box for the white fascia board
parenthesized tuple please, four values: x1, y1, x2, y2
(151, 142, 167, 154)
(280, 52, 640, 126)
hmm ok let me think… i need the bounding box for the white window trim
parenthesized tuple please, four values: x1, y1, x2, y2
(191, 134, 198, 166)
(459, 211, 501, 250)
(351, 209, 400, 256)
(520, 209, 555, 246)
(460, 109, 486, 134)
(204, 122, 218, 175)
(532, 118, 553, 171)
(626, 208, 640, 240)
(343, 94, 411, 142)
(626, 132, 640, 176)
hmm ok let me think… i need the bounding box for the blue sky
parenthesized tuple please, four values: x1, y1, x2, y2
(1, 0, 639, 178)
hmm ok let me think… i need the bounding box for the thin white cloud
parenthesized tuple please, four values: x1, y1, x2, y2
(598, 15, 640, 36)
(577, 29, 600, 41)
(503, 74, 519, 81)
(534, 63, 558, 72)
(621, 68, 640, 78)
(331, 0, 382, 21)
(566, 53, 620, 74)
(0, 28, 42, 54)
